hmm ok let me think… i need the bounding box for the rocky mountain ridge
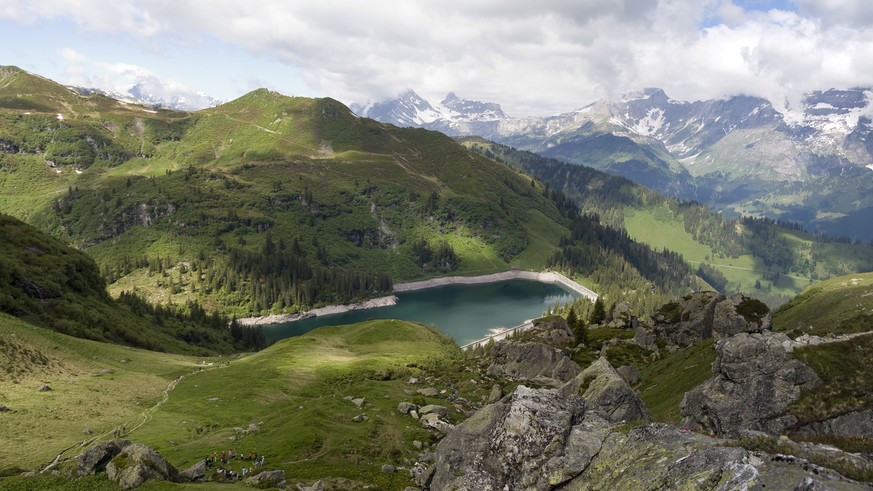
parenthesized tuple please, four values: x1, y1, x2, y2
(354, 88, 873, 176)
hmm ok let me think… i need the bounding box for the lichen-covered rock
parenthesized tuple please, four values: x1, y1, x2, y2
(105, 442, 181, 489)
(793, 409, 873, 441)
(563, 423, 870, 490)
(428, 385, 593, 491)
(564, 423, 754, 490)
(486, 384, 503, 404)
(654, 292, 770, 348)
(486, 341, 581, 385)
(527, 316, 576, 347)
(653, 291, 723, 347)
(713, 293, 771, 336)
(681, 332, 821, 436)
(560, 357, 650, 424)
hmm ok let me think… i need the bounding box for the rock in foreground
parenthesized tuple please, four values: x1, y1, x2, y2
(681, 331, 821, 436)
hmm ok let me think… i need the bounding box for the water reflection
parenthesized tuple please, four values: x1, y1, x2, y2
(260, 279, 578, 346)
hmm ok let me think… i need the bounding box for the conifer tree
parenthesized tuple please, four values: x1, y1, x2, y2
(590, 297, 606, 325)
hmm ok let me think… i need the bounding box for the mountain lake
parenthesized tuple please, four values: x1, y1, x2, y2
(260, 279, 578, 345)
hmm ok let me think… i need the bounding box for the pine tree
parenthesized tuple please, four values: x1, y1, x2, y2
(566, 307, 578, 332)
(590, 297, 606, 325)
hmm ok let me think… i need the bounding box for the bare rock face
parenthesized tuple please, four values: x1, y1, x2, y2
(564, 423, 754, 490)
(713, 293, 772, 337)
(105, 442, 181, 489)
(653, 291, 722, 347)
(559, 357, 650, 424)
(179, 459, 207, 482)
(681, 331, 821, 436)
(654, 292, 771, 348)
(245, 470, 286, 488)
(77, 440, 129, 476)
(486, 341, 581, 385)
(527, 316, 576, 347)
(793, 409, 873, 441)
(425, 387, 868, 490)
(562, 423, 870, 491)
(427, 385, 599, 491)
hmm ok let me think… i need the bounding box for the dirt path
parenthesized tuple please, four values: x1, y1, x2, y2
(787, 329, 873, 350)
(40, 364, 224, 473)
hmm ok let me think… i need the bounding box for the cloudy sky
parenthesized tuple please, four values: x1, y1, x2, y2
(3, 0, 873, 116)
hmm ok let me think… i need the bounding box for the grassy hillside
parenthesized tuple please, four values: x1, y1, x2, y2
(773, 272, 873, 335)
(0, 67, 569, 317)
(0, 213, 261, 354)
(768, 273, 873, 450)
(0, 318, 471, 490)
(0, 313, 204, 475)
(462, 138, 873, 307)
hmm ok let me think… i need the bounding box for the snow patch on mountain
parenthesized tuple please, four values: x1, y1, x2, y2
(630, 108, 667, 136)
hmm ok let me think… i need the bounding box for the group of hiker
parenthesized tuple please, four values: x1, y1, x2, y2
(205, 449, 266, 480)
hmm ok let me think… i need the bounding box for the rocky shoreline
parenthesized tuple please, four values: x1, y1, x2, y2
(393, 270, 597, 300)
(237, 295, 398, 326)
(238, 270, 595, 327)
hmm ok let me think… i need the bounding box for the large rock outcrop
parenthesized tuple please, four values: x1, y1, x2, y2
(77, 440, 129, 476)
(559, 357, 650, 424)
(681, 331, 821, 436)
(526, 315, 576, 347)
(425, 386, 868, 490)
(793, 409, 873, 441)
(654, 292, 771, 348)
(563, 423, 868, 491)
(76, 440, 181, 489)
(105, 442, 181, 490)
(427, 385, 600, 491)
(486, 341, 581, 385)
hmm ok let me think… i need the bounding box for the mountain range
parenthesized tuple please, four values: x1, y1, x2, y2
(355, 88, 873, 241)
(69, 83, 222, 112)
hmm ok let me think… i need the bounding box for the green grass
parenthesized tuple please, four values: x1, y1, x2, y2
(773, 272, 873, 335)
(102, 320, 460, 489)
(0, 317, 466, 490)
(789, 333, 873, 425)
(511, 208, 567, 270)
(0, 313, 202, 472)
(624, 204, 815, 305)
(637, 340, 716, 424)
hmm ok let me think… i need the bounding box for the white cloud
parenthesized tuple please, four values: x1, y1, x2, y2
(54, 49, 217, 109)
(5, 0, 873, 116)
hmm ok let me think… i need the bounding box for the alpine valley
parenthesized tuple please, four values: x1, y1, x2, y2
(1, 66, 872, 490)
(355, 87, 873, 242)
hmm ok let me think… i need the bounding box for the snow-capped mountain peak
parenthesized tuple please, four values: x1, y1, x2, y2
(352, 91, 507, 131)
(69, 84, 221, 112)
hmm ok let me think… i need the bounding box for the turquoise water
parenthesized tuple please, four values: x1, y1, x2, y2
(260, 280, 577, 345)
